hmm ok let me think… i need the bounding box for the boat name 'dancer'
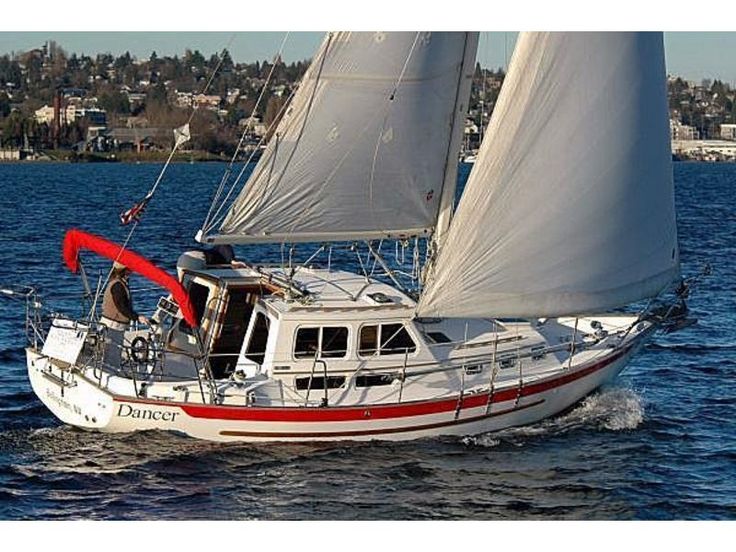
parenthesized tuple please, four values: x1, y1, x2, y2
(116, 404, 179, 422)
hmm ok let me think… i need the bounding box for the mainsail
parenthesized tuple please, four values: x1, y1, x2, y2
(418, 32, 680, 319)
(203, 32, 477, 244)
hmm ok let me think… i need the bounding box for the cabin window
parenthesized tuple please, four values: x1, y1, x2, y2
(355, 373, 397, 387)
(359, 324, 417, 356)
(322, 327, 348, 358)
(294, 326, 349, 359)
(209, 287, 258, 378)
(380, 324, 417, 355)
(426, 331, 452, 344)
(295, 375, 346, 391)
(498, 356, 516, 370)
(294, 328, 320, 358)
(359, 325, 379, 356)
(464, 364, 483, 375)
(244, 312, 270, 364)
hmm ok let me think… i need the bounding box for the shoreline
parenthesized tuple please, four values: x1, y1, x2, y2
(0, 150, 245, 164)
(1, 150, 735, 164)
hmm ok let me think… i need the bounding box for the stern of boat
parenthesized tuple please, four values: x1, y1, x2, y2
(26, 348, 116, 430)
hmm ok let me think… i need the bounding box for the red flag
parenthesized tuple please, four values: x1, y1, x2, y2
(119, 197, 149, 225)
(62, 228, 199, 327)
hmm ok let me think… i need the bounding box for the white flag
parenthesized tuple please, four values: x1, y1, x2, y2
(174, 123, 191, 148)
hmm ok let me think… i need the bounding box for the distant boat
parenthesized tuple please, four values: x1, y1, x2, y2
(18, 32, 694, 443)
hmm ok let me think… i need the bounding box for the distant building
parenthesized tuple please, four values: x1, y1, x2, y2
(670, 119, 699, 141)
(35, 104, 55, 125)
(464, 119, 479, 136)
(193, 94, 221, 110)
(0, 149, 21, 161)
(720, 124, 736, 141)
(238, 116, 266, 137)
(65, 105, 107, 126)
(488, 77, 503, 90)
(672, 139, 736, 161)
(176, 91, 193, 108)
(105, 127, 173, 152)
(123, 116, 150, 128)
(126, 92, 146, 107)
(62, 88, 87, 99)
(226, 88, 241, 105)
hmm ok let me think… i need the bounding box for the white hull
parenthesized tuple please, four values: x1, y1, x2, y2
(27, 339, 642, 443)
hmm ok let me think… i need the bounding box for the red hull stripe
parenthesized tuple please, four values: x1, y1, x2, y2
(218, 399, 546, 439)
(114, 345, 630, 423)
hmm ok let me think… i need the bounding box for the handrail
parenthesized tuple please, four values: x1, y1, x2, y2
(26, 294, 638, 408)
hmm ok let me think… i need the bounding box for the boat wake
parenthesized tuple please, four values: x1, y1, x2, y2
(464, 386, 645, 448)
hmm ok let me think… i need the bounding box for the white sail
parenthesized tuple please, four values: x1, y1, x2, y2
(418, 32, 680, 319)
(207, 32, 476, 244)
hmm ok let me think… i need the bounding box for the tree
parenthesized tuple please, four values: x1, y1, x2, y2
(184, 49, 206, 71)
(147, 82, 168, 105)
(225, 105, 245, 127)
(221, 49, 234, 73)
(264, 95, 287, 128)
(2, 111, 25, 147)
(0, 92, 10, 118)
(98, 89, 130, 115)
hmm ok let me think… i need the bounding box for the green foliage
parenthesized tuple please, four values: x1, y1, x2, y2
(147, 82, 168, 105)
(1, 111, 24, 146)
(98, 89, 130, 115)
(0, 92, 10, 118)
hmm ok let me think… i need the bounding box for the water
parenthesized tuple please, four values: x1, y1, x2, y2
(0, 161, 734, 520)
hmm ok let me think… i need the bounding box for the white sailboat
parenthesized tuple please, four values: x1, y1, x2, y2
(17, 32, 697, 442)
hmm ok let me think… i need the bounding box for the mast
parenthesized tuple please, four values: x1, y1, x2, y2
(433, 32, 479, 248)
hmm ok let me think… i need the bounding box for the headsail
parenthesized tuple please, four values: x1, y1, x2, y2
(418, 32, 680, 319)
(202, 32, 477, 244)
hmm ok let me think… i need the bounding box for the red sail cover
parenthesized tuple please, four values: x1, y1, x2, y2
(62, 228, 198, 327)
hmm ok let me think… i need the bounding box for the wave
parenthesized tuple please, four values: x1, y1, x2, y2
(0, 346, 25, 363)
(648, 343, 736, 354)
(464, 386, 645, 448)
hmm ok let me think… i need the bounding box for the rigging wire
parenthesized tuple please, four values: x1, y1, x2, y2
(246, 32, 335, 241)
(91, 37, 237, 311)
(208, 33, 425, 246)
(202, 32, 291, 232)
(203, 84, 298, 234)
(204, 33, 333, 237)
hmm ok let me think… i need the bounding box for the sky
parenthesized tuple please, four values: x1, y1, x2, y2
(2, 0, 735, 84)
(0, 31, 734, 83)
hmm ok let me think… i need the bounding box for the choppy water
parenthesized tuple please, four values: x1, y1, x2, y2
(0, 161, 734, 520)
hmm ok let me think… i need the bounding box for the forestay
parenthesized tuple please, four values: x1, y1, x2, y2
(205, 32, 475, 244)
(418, 32, 680, 319)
